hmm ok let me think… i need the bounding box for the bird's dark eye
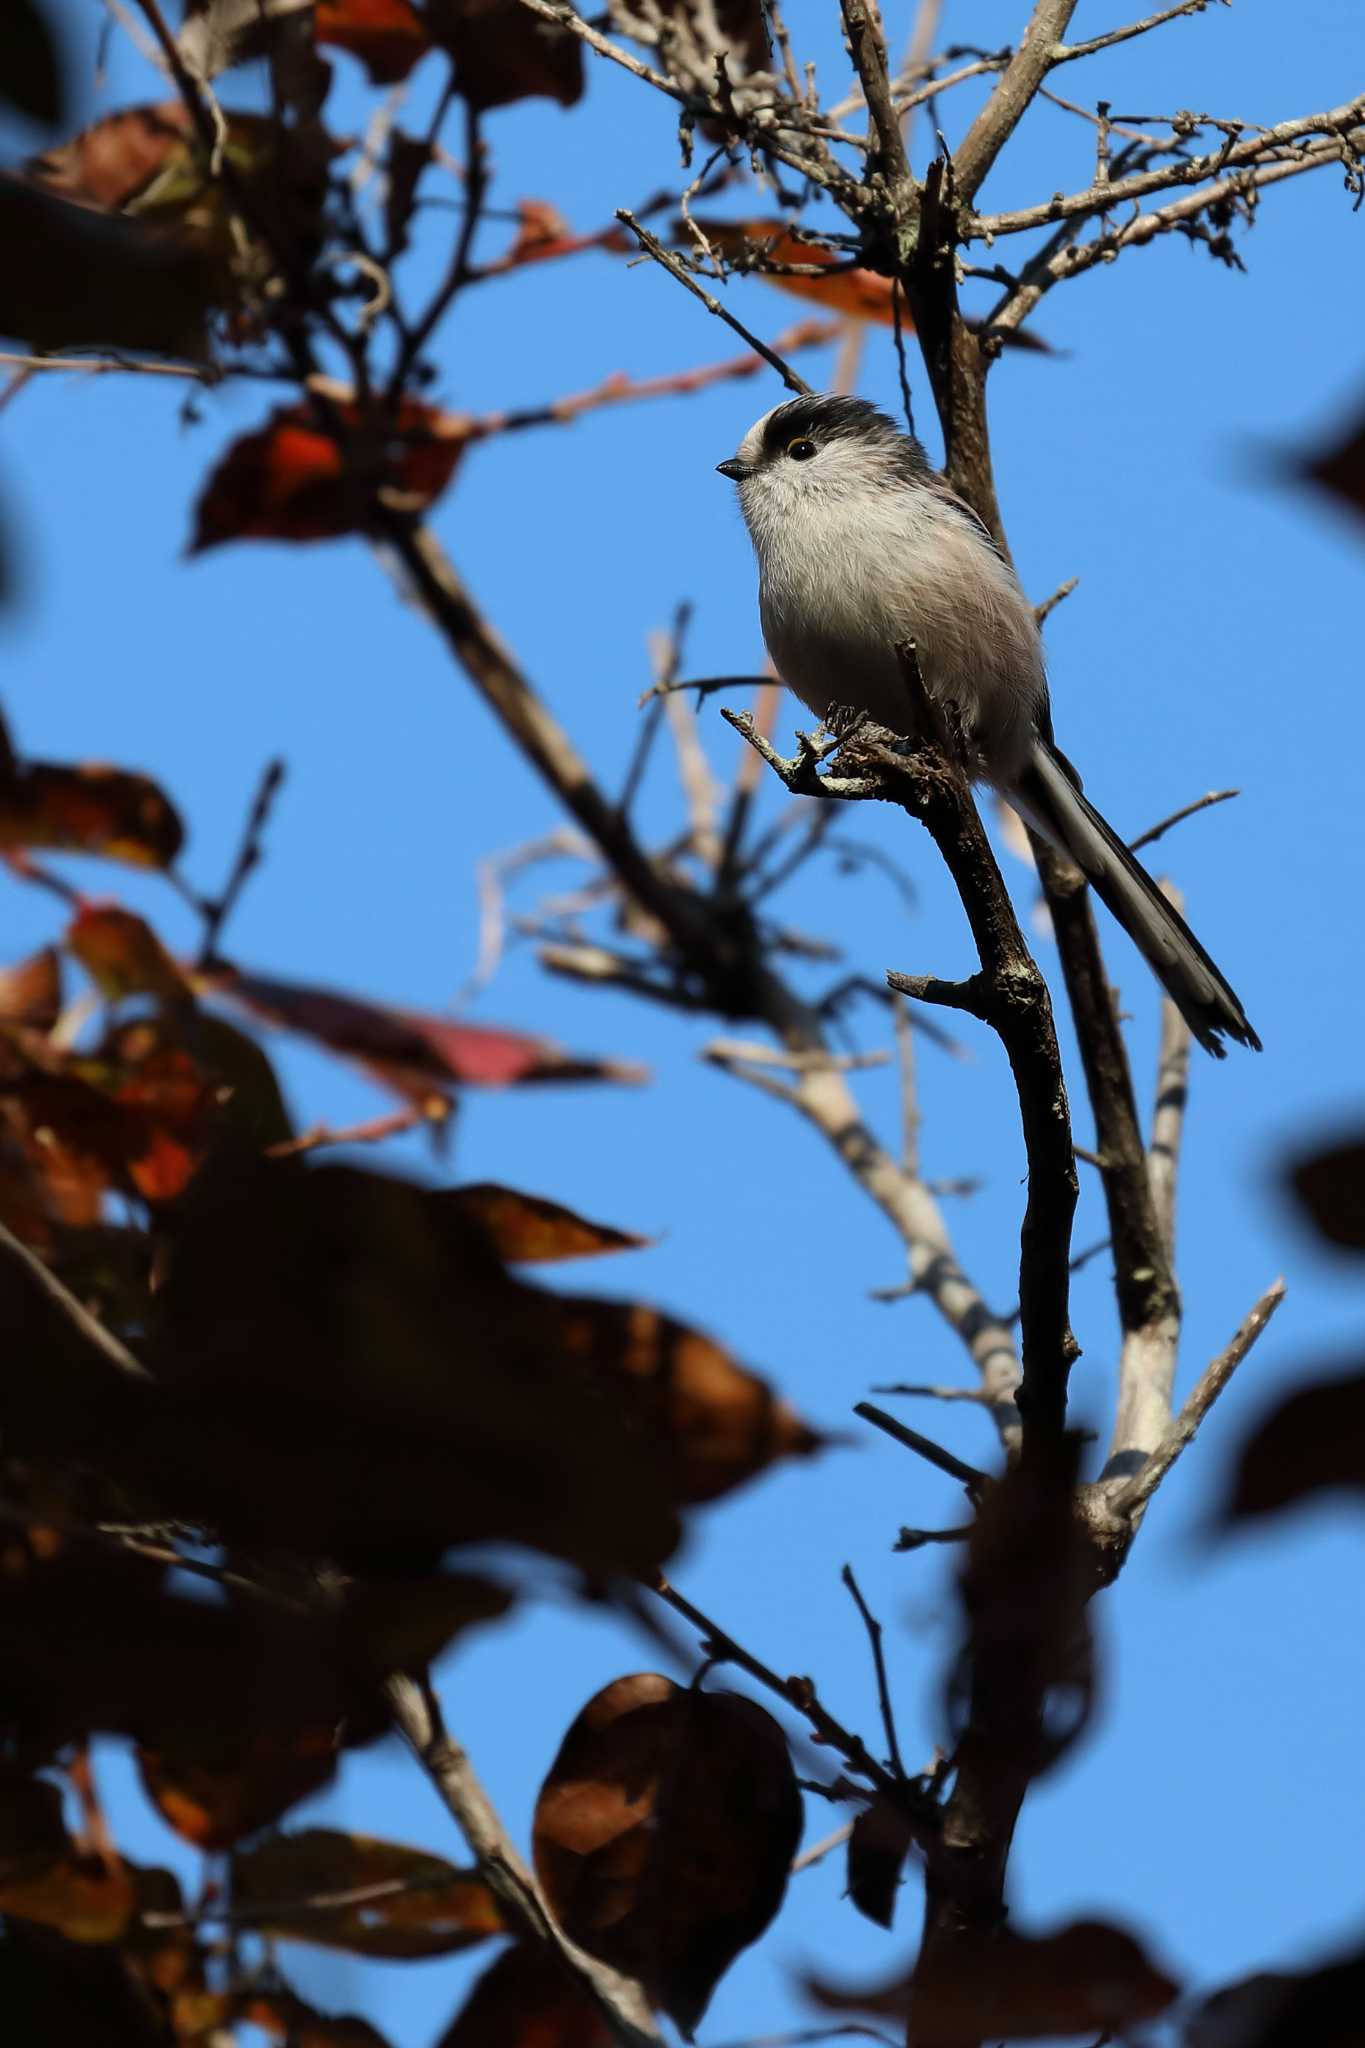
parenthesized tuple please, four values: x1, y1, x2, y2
(786, 437, 817, 461)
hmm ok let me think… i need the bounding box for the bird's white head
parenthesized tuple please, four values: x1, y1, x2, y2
(716, 394, 929, 530)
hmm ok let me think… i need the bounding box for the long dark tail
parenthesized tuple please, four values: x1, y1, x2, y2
(1015, 740, 1260, 1058)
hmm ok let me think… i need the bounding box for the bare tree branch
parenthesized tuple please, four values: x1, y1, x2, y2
(1108, 1279, 1287, 1520)
(385, 1672, 661, 2046)
(953, 0, 1082, 203)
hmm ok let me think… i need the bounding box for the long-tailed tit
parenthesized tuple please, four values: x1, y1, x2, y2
(718, 394, 1259, 1057)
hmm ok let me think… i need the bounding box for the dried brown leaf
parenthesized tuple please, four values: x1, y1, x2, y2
(810, 1918, 1180, 2041)
(231, 1828, 504, 1957)
(443, 1182, 653, 1263)
(428, 0, 584, 109)
(437, 1943, 614, 2048)
(534, 1673, 802, 2033)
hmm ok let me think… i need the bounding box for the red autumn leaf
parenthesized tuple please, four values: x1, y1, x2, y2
(809, 1918, 1180, 2041)
(0, 946, 62, 1030)
(202, 963, 647, 1101)
(189, 392, 472, 551)
(66, 907, 189, 1002)
(437, 1944, 614, 2048)
(230, 1829, 504, 1957)
(445, 1182, 653, 1263)
(315, 0, 431, 83)
(428, 0, 584, 110)
(1289, 1132, 1365, 1252)
(0, 719, 183, 867)
(533, 1673, 802, 2034)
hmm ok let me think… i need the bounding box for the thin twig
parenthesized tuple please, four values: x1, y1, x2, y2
(791, 1821, 855, 1874)
(0, 1220, 152, 1387)
(616, 212, 814, 395)
(194, 758, 285, 966)
(266, 1104, 449, 1158)
(652, 1576, 939, 1831)
(1109, 1279, 1287, 1519)
(853, 1402, 987, 1498)
(1127, 788, 1238, 854)
(841, 1564, 906, 1778)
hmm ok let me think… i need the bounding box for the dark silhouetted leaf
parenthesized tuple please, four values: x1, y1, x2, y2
(948, 1431, 1096, 1782)
(4, 0, 66, 128)
(0, 1917, 177, 2045)
(138, 1725, 341, 1851)
(135, 1156, 682, 1573)
(1299, 404, 1365, 524)
(1290, 1134, 1365, 1252)
(0, 1765, 69, 1882)
(444, 1182, 652, 1263)
(534, 1673, 801, 2033)
(1220, 1364, 1365, 1523)
(316, 0, 431, 82)
(0, 174, 212, 356)
(527, 1289, 825, 1505)
(231, 1829, 504, 1957)
(1187, 1946, 1365, 2048)
(846, 1797, 916, 1930)
(429, 0, 583, 109)
(437, 1943, 613, 2047)
(203, 964, 647, 1102)
(810, 1917, 1180, 2041)
(188, 393, 472, 550)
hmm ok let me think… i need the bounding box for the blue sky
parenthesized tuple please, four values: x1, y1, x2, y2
(2, 2, 1363, 2042)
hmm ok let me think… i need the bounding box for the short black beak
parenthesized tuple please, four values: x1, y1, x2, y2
(716, 459, 752, 482)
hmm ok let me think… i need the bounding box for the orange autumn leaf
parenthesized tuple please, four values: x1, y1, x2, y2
(315, 0, 431, 83)
(190, 392, 472, 551)
(693, 218, 908, 324)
